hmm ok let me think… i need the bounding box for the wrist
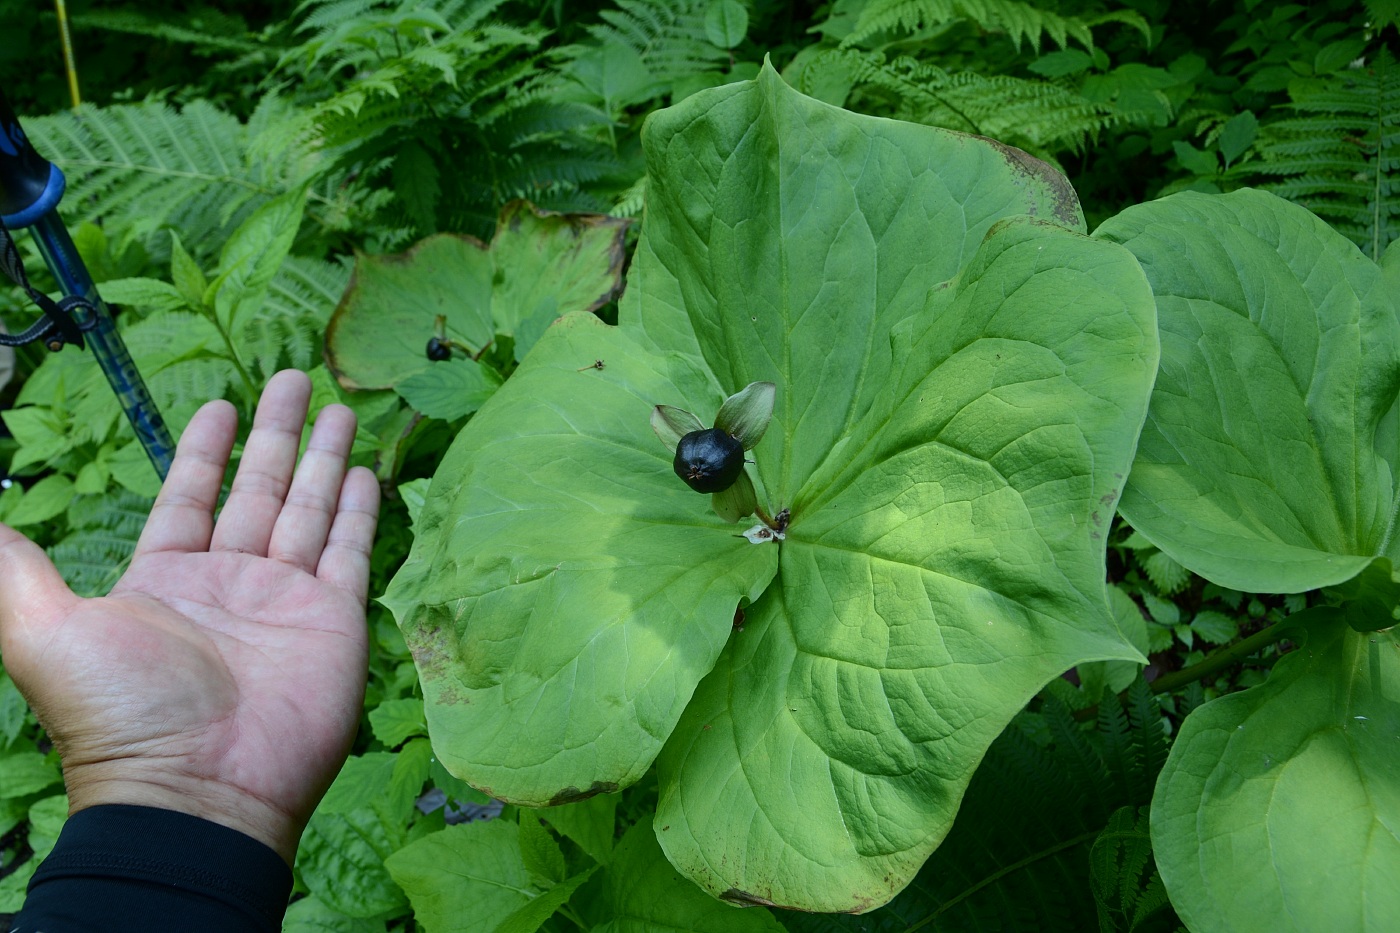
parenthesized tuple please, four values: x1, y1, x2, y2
(64, 768, 303, 865)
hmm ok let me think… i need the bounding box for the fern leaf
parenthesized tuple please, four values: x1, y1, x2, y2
(797, 50, 1114, 159)
(1124, 678, 1168, 785)
(590, 0, 729, 86)
(844, 0, 1102, 52)
(69, 9, 270, 55)
(1248, 49, 1400, 259)
(239, 256, 350, 383)
(24, 100, 313, 259)
(50, 489, 153, 597)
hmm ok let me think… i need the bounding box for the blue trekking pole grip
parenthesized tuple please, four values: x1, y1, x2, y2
(0, 88, 175, 480)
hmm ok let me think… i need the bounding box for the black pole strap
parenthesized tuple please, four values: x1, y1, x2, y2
(0, 219, 87, 350)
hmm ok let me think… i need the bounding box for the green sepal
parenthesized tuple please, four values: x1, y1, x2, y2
(711, 468, 757, 523)
(651, 404, 704, 448)
(713, 381, 775, 450)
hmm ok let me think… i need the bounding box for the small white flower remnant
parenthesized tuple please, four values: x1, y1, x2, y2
(743, 523, 785, 544)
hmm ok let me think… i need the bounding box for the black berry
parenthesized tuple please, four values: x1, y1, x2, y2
(673, 428, 744, 493)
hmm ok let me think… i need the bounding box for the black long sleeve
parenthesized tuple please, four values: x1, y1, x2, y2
(9, 804, 292, 933)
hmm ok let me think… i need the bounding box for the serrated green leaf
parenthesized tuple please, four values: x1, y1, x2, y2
(494, 869, 597, 933)
(1217, 111, 1258, 167)
(369, 696, 428, 748)
(1140, 592, 1180, 627)
(385, 820, 539, 933)
(213, 187, 306, 333)
(394, 359, 501, 421)
(317, 753, 399, 816)
(297, 806, 407, 918)
(1188, 610, 1239, 646)
(97, 276, 186, 313)
(1141, 549, 1190, 595)
(0, 673, 26, 750)
(0, 749, 61, 798)
(542, 794, 617, 865)
(27, 794, 68, 860)
(5, 475, 75, 527)
(518, 811, 566, 885)
(282, 895, 388, 932)
(169, 232, 208, 311)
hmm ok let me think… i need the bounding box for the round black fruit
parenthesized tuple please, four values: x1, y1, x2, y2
(673, 428, 744, 493)
(426, 336, 452, 361)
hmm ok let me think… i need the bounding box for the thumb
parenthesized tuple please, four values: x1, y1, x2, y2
(0, 521, 76, 650)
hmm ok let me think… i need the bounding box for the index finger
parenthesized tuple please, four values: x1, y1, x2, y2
(132, 399, 238, 556)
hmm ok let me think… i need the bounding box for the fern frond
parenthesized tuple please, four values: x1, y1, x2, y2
(844, 0, 1109, 52)
(1089, 806, 1172, 933)
(1124, 678, 1168, 785)
(241, 256, 350, 382)
(50, 490, 153, 597)
(589, 0, 729, 86)
(70, 8, 271, 56)
(1248, 49, 1400, 259)
(802, 50, 1114, 158)
(24, 100, 316, 259)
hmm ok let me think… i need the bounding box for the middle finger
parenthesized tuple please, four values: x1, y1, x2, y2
(210, 370, 311, 556)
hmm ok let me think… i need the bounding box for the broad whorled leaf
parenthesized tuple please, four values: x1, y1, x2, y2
(1096, 191, 1400, 931)
(326, 201, 630, 390)
(383, 65, 1158, 911)
(1098, 189, 1400, 593)
(1153, 615, 1400, 932)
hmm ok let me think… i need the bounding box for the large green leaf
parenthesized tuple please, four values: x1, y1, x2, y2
(384, 312, 780, 803)
(584, 823, 785, 932)
(385, 65, 1157, 911)
(326, 201, 630, 390)
(1152, 616, 1400, 932)
(385, 817, 586, 933)
(1095, 190, 1400, 931)
(1097, 189, 1400, 593)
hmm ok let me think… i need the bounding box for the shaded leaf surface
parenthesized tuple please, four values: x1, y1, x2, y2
(587, 823, 785, 933)
(1152, 619, 1400, 933)
(1098, 189, 1400, 592)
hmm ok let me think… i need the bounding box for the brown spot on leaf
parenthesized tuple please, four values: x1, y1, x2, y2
(976, 135, 1083, 228)
(546, 781, 619, 807)
(720, 889, 778, 908)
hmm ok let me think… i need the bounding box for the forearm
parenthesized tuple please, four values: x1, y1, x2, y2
(9, 805, 292, 933)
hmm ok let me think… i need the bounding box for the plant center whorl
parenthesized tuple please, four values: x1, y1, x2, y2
(673, 428, 744, 493)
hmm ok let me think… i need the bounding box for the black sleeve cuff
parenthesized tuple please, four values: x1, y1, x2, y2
(10, 804, 292, 933)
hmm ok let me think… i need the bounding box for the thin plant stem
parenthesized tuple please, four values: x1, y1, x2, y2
(1147, 621, 1294, 695)
(53, 0, 81, 109)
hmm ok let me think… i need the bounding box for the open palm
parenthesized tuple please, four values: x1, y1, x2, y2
(0, 370, 380, 862)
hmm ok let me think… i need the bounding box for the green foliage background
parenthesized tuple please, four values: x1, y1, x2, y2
(1, 0, 1395, 930)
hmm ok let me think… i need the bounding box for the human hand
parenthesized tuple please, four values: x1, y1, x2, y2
(0, 370, 380, 863)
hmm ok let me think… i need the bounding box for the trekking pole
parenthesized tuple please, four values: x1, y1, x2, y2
(0, 87, 174, 479)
